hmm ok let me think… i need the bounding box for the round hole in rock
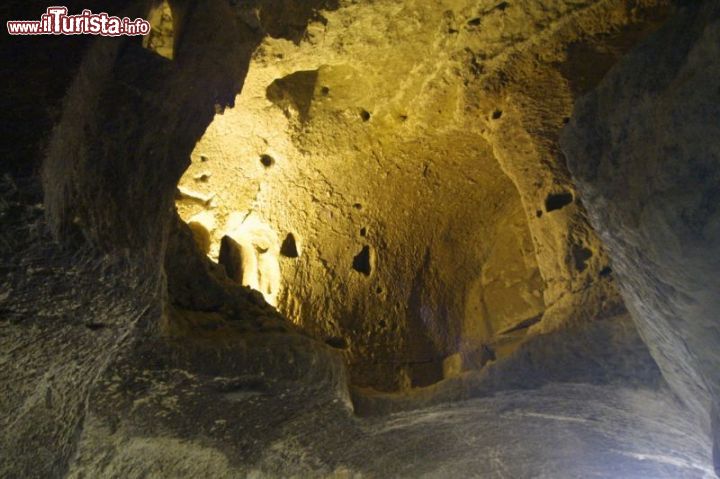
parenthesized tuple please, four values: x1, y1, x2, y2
(260, 154, 275, 168)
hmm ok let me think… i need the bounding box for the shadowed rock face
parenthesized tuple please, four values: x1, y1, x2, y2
(561, 1, 720, 473)
(2, 0, 719, 477)
(41, 0, 260, 257)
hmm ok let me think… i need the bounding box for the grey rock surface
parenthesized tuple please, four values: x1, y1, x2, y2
(562, 0, 720, 473)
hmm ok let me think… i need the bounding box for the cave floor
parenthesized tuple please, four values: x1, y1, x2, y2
(0, 188, 714, 479)
(72, 342, 717, 479)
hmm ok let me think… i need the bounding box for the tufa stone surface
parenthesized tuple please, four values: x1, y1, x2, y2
(176, 0, 674, 389)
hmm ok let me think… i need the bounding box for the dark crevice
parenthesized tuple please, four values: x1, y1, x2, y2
(497, 313, 543, 335)
(545, 192, 574, 212)
(280, 233, 299, 258)
(572, 245, 593, 272)
(326, 336, 349, 349)
(352, 245, 372, 276)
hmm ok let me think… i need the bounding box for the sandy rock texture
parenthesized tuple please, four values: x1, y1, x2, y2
(561, 1, 720, 472)
(6, 183, 710, 477)
(176, 0, 674, 389)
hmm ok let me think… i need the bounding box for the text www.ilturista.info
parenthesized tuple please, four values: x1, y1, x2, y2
(7, 7, 151, 36)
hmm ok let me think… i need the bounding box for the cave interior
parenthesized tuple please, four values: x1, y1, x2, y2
(2, 0, 720, 477)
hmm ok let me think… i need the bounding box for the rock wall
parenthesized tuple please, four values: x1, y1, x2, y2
(4, 0, 720, 476)
(561, 1, 720, 473)
(175, 0, 674, 389)
(42, 0, 260, 257)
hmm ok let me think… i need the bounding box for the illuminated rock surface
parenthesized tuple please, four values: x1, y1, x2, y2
(1, 0, 718, 477)
(174, 0, 674, 390)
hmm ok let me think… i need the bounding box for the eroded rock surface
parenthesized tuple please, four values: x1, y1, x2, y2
(561, 1, 720, 472)
(176, 0, 674, 389)
(3, 0, 718, 477)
